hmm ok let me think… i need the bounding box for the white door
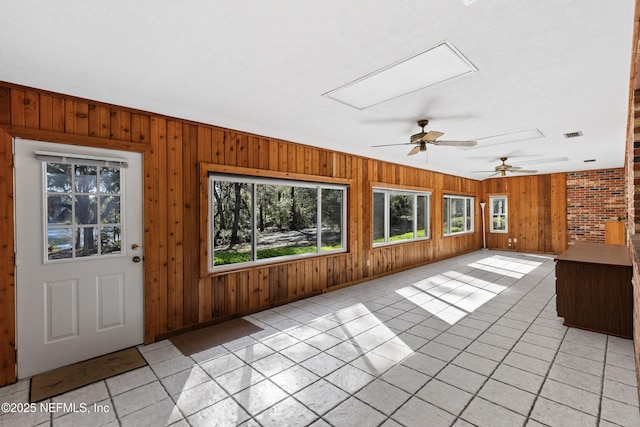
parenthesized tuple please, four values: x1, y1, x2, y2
(15, 139, 144, 378)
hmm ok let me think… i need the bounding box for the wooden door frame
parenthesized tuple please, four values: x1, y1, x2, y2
(0, 127, 151, 386)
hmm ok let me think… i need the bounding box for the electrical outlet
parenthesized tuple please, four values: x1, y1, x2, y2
(513, 238, 517, 243)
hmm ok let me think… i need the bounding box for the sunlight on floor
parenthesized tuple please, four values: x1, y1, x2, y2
(167, 255, 545, 409)
(396, 255, 542, 325)
(468, 255, 542, 279)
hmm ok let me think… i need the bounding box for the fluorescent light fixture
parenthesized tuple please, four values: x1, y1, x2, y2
(323, 41, 478, 109)
(466, 129, 545, 150)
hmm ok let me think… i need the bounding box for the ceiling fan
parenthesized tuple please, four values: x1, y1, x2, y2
(473, 157, 538, 177)
(372, 119, 478, 157)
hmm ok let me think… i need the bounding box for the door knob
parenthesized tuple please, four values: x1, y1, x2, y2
(131, 243, 140, 250)
(132, 256, 141, 263)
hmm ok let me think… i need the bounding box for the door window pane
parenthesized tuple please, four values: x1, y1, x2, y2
(48, 228, 73, 260)
(45, 161, 124, 261)
(47, 195, 72, 225)
(100, 196, 121, 224)
(99, 167, 121, 193)
(76, 227, 99, 257)
(47, 163, 72, 192)
(75, 195, 97, 224)
(100, 226, 122, 254)
(74, 165, 97, 193)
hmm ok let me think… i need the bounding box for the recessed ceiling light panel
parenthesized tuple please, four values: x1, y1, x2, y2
(323, 41, 478, 110)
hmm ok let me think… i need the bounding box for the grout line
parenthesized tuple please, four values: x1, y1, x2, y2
(596, 336, 609, 425)
(522, 300, 569, 423)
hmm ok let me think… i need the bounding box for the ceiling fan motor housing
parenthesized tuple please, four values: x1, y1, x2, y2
(411, 132, 427, 143)
(410, 119, 430, 143)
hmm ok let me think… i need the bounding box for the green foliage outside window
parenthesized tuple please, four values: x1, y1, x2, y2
(210, 176, 346, 268)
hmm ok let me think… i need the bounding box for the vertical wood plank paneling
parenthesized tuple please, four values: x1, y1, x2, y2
(52, 96, 66, 132)
(182, 124, 198, 326)
(258, 137, 270, 170)
(551, 173, 568, 252)
(166, 121, 178, 329)
(64, 99, 77, 134)
(482, 174, 568, 253)
(211, 129, 222, 164)
(238, 133, 249, 167)
(166, 121, 185, 329)
(257, 267, 270, 308)
(155, 117, 169, 333)
(278, 141, 287, 172)
(10, 89, 25, 127)
(39, 94, 53, 130)
(25, 93, 41, 129)
(143, 118, 159, 343)
(0, 83, 577, 388)
(247, 135, 259, 168)
(0, 130, 15, 386)
(88, 104, 100, 136)
(0, 87, 10, 125)
(75, 101, 89, 135)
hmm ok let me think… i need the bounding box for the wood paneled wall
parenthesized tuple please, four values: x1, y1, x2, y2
(481, 174, 568, 253)
(0, 83, 484, 385)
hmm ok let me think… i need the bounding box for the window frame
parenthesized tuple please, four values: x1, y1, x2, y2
(43, 160, 126, 263)
(443, 194, 475, 237)
(208, 174, 348, 272)
(489, 195, 508, 233)
(372, 187, 431, 247)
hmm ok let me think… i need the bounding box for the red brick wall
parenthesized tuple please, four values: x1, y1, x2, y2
(566, 168, 626, 244)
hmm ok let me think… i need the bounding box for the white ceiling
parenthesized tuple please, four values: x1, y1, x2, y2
(0, 0, 635, 180)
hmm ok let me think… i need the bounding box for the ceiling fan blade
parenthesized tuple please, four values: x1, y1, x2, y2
(510, 169, 538, 173)
(471, 170, 497, 173)
(371, 143, 412, 147)
(407, 146, 421, 156)
(433, 140, 478, 147)
(420, 131, 444, 141)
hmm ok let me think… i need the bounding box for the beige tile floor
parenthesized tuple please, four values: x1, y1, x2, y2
(1, 250, 639, 426)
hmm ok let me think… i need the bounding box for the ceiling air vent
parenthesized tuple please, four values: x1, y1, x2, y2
(563, 131, 583, 138)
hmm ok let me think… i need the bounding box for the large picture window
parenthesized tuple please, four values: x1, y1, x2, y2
(373, 188, 431, 246)
(209, 175, 347, 270)
(490, 195, 508, 233)
(443, 195, 474, 236)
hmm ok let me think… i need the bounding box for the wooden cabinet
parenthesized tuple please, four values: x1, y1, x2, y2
(555, 242, 633, 338)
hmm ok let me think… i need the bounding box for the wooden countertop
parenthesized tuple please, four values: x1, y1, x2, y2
(555, 242, 632, 267)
